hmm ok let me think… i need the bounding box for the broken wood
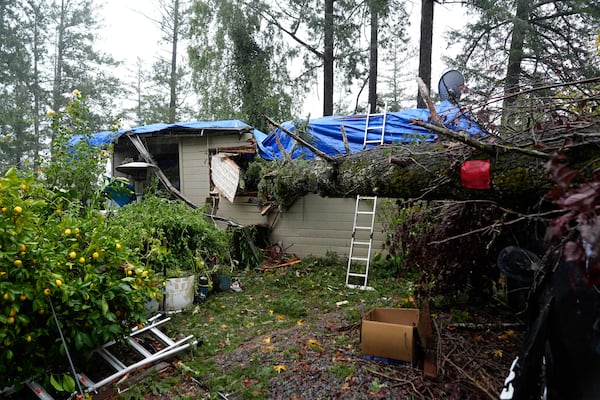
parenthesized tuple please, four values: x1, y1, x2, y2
(416, 77, 442, 126)
(264, 115, 336, 162)
(259, 258, 301, 271)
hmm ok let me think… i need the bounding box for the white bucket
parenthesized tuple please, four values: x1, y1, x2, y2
(163, 275, 196, 311)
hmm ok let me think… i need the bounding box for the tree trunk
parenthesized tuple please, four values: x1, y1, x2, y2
(169, 0, 179, 124)
(259, 140, 600, 211)
(368, 1, 379, 114)
(502, 0, 529, 125)
(323, 0, 334, 116)
(417, 0, 434, 109)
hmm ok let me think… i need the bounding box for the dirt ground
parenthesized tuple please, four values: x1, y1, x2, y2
(115, 307, 523, 400)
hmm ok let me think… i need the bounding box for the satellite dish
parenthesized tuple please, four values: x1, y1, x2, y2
(438, 70, 465, 103)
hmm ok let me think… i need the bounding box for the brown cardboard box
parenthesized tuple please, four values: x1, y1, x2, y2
(361, 308, 420, 364)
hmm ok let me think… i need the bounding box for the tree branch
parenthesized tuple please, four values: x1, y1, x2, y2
(410, 119, 552, 160)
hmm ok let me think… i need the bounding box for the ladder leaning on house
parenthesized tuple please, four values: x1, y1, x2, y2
(345, 105, 387, 290)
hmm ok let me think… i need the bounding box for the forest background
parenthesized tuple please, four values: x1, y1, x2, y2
(0, 0, 598, 172)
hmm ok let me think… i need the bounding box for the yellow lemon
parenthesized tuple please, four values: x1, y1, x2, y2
(13, 259, 22, 267)
(9, 309, 16, 317)
(2, 293, 9, 301)
(55, 279, 62, 287)
(13, 206, 22, 214)
(75, 228, 80, 234)
(69, 251, 77, 259)
(20, 184, 28, 191)
(64, 228, 72, 235)
(1, 207, 7, 213)
(92, 252, 100, 260)
(56, 209, 62, 215)
(78, 257, 85, 264)
(115, 243, 122, 250)
(38, 308, 44, 314)
(43, 288, 51, 296)
(18, 244, 26, 252)
(26, 335, 32, 343)
(8, 317, 14, 324)
(127, 270, 132, 276)
(19, 294, 26, 301)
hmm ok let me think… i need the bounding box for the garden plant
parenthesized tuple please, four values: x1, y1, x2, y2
(0, 92, 162, 394)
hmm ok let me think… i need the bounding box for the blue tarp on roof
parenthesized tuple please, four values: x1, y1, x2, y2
(256, 100, 484, 160)
(75, 103, 482, 162)
(69, 119, 255, 147)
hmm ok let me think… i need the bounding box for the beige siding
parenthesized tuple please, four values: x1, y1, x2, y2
(180, 137, 210, 204)
(266, 195, 387, 258)
(179, 133, 254, 205)
(215, 193, 390, 259)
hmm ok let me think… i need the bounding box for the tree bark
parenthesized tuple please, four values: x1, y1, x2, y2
(259, 136, 600, 212)
(368, 1, 379, 114)
(417, 0, 434, 109)
(323, 0, 334, 116)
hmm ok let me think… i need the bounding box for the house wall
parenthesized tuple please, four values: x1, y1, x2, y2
(162, 133, 392, 260)
(179, 133, 254, 206)
(216, 194, 391, 259)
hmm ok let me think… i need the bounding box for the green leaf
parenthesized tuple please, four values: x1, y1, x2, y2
(62, 375, 76, 393)
(101, 295, 108, 316)
(74, 332, 83, 350)
(50, 374, 63, 391)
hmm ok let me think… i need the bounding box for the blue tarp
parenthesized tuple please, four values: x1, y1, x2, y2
(256, 100, 483, 160)
(75, 102, 482, 162)
(69, 119, 256, 148)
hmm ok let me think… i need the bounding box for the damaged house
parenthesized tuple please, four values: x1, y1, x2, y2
(79, 97, 482, 264)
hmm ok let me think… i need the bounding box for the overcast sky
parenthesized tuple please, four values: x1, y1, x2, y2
(98, 0, 466, 119)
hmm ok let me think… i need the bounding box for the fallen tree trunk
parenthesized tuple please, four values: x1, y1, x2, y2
(260, 128, 600, 211)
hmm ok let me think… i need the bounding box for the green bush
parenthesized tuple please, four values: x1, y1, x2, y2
(0, 168, 161, 389)
(109, 193, 231, 278)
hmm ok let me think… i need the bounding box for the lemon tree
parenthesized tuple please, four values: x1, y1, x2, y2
(0, 167, 161, 390)
(0, 92, 162, 390)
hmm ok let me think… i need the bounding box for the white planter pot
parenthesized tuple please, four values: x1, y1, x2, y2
(163, 274, 196, 311)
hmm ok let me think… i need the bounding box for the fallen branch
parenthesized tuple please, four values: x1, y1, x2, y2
(410, 119, 551, 159)
(416, 77, 442, 126)
(442, 356, 498, 400)
(264, 115, 336, 162)
(365, 368, 425, 400)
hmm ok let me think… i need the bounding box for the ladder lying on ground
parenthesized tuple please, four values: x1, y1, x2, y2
(25, 314, 197, 399)
(345, 195, 377, 290)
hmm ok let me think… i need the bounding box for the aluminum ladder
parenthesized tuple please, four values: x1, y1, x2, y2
(363, 102, 387, 148)
(345, 195, 377, 290)
(25, 313, 198, 399)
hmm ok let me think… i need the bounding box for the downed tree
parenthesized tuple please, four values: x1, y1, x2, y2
(257, 77, 600, 211)
(258, 120, 600, 211)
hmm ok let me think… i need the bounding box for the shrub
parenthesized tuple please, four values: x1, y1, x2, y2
(0, 168, 161, 389)
(109, 193, 231, 278)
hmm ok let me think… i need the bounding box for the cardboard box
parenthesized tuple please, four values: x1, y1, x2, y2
(361, 308, 420, 364)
